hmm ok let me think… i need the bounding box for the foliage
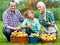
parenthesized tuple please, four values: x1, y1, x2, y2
(0, 0, 9, 21)
(49, 8, 60, 20)
(19, 0, 38, 13)
(0, 0, 60, 21)
(0, 0, 9, 12)
(40, 0, 60, 8)
(32, 10, 40, 18)
(32, 8, 60, 20)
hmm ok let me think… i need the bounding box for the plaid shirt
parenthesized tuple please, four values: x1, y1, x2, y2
(38, 10, 56, 33)
(3, 9, 24, 28)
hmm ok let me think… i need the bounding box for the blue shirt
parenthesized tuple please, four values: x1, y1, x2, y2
(22, 18, 41, 33)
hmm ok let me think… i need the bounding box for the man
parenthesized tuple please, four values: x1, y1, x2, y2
(3, 0, 24, 42)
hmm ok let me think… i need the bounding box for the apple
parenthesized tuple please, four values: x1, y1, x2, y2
(48, 33, 50, 36)
(11, 31, 28, 37)
(53, 37, 56, 40)
(23, 34, 28, 37)
(41, 33, 57, 42)
(30, 33, 39, 37)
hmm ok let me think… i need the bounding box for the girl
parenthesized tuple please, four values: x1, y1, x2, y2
(21, 10, 41, 35)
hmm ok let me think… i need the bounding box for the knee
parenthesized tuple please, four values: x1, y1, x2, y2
(3, 29, 11, 35)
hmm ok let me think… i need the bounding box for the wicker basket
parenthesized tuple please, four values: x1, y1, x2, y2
(10, 36, 28, 43)
(40, 38, 57, 43)
(40, 34, 57, 43)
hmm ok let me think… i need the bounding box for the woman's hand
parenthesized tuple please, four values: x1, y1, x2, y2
(45, 22, 55, 27)
(50, 24, 55, 27)
(47, 22, 51, 25)
(44, 22, 52, 27)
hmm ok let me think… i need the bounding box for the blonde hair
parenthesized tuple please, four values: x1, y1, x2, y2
(37, 1, 46, 10)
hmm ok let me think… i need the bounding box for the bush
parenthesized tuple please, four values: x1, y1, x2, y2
(0, 0, 9, 21)
(19, 0, 38, 12)
(32, 10, 40, 18)
(0, 11, 2, 21)
(49, 8, 60, 20)
(32, 8, 60, 20)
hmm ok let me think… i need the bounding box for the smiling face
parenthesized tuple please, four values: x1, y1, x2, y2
(37, 5, 44, 12)
(9, 1, 16, 12)
(37, 4, 45, 13)
(27, 11, 34, 19)
(37, 2, 46, 13)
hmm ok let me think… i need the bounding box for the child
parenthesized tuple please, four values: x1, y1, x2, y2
(21, 10, 41, 35)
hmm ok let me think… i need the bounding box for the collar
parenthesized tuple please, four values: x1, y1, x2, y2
(27, 18, 35, 23)
(8, 8, 16, 15)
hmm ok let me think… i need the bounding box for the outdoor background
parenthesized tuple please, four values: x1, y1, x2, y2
(0, 0, 60, 45)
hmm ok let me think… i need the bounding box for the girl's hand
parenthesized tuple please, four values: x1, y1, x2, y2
(37, 32, 40, 35)
(27, 24, 31, 28)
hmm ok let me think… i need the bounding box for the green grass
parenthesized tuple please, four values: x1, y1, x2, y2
(0, 21, 60, 45)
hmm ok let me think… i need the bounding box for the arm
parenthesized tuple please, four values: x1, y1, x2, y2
(50, 13, 55, 27)
(36, 19, 42, 35)
(21, 26, 27, 29)
(6, 26, 17, 30)
(3, 12, 20, 30)
(18, 10, 24, 22)
(21, 25, 30, 29)
(39, 15, 46, 26)
(46, 13, 55, 27)
(21, 19, 31, 29)
(50, 13, 55, 24)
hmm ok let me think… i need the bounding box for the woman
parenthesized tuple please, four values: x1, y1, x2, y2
(36, 1, 58, 35)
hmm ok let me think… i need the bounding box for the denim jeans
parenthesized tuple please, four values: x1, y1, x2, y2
(26, 28, 35, 35)
(3, 28, 20, 42)
(3, 28, 35, 41)
(3, 28, 15, 42)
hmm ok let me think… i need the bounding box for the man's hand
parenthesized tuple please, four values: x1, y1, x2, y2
(13, 27, 21, 31)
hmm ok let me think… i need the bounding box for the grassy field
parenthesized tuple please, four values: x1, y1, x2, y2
(0, 21, 60, 45)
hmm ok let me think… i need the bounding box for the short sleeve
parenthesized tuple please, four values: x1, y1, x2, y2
(49, 12, 55, 24)
(22, 19, 27, 26)
(17, 10, 24, 22)
(36, 19, 41, 31)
